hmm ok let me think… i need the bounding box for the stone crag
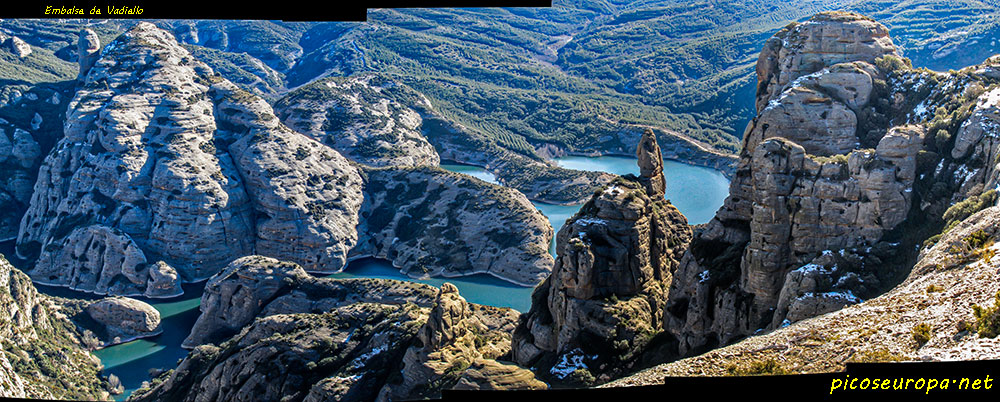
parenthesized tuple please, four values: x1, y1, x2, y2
(14, 23, 363, 297)
(513, 129, 692, 383)
(354, 166, 554, 286)
(134, 255, 541, 402)
(664, 11, 1000, 359)
(662, 12, 919, 356)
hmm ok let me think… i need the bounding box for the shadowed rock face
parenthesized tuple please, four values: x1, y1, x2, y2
(182, 255, 439, 348)
(354, 166, 554, 286)
(663, 12, 922, 355)
(512, 132, 692, 380)
(16, 22, 363, 297)
(134, 256, 534, 402)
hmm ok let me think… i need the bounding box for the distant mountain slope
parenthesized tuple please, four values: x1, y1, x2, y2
(1, 1, 997, 194)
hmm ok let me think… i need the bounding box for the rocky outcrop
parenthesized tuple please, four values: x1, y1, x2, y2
(77, 29, 100, 81)
(948, 87, 1000, 199)
(0, 82, 71, 242)
(3, 36, 31, 58)
(513, 133, 692, 382)
(135, 256, 530, 402)
(182, 255, 438, 348)
(664, 12, 925, 356)
(274, 75, 440, 168)
(755, 12, 897, 113)
(132, 304, 428, 402)
(354, 166, 554, 286)
(0, 255, 108, 400)
(85, 297, 161, 345)
(15, 23, 363, 296)
(609, 206, 1000, 385)
(378, 283, 545, 400)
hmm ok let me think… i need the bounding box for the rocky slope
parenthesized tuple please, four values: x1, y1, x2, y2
(512, 130, 693, 383)
(181, 255, 438, 348)
(134, 255, 541, 402)
(665, 11, 1000, 362)
(355, 166, 554, 286)
(0, 254, 108, 400)
(274, 74, 440, 167)
(378, 283, 546, 400)
(610, 205, 1000, 385)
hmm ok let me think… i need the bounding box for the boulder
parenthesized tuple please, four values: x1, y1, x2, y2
(86, 297, 162, 344)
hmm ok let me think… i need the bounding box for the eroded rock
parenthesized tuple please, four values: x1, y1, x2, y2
(513, 134, 692, 380)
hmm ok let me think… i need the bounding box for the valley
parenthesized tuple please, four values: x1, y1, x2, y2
(1, 1, 1000, 401)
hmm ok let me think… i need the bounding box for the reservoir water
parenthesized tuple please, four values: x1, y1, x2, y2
(16, 155, 728, 399)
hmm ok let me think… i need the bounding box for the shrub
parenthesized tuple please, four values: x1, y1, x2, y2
(726, 358, 788, 376)
(912, 323, 932, 346)
(971, 291, 1000, 338)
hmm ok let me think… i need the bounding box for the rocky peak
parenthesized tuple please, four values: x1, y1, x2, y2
(636, 129, 665, 197)
(512, 134, 692, 382)
(418, 283, 473, 350)
(664, 12, 924, 356)
(379, 283, 545, 400)
(756, 12, 898, 113)
(77, 28, 100, 81)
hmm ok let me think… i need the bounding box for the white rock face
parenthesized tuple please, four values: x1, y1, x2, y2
(86, 296, 162, 345)
(15, 22, 362, 295)
(4, 36, 31, 58)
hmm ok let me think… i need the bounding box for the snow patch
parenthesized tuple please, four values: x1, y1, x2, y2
(550, 348, 589, 379)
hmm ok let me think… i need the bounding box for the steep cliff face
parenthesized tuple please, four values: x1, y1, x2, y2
(611, 206, 1000, 385)
(0, 79, 73, 242)
(665, 11, 1000, 357)
(0, 255, 107, 400)
(274, 74, 440, 168)
(512, 130, 692, 382)
(137, 255, 535, 402)
(15, 23, 363, 296)
(355, 166, 554, 286)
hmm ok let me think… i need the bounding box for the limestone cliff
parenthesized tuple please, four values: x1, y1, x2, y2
(15, 22, 363, 296)
(274, 74, 440, 168)
(0, 79, 73, 242)
(664, 11, 1000, 358)
(355, 166, 554, 286)
(136, 255, 537, 402)
(512, 130, 692, 383)
(0, 254, 108, 400)
(610, 205, 1000, 385)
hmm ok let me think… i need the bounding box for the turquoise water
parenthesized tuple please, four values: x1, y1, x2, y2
(439, 162, 499, 184)
(439, 155, 731, 254)
(554, 155, 730, 225)
(330, 257, 535, 312)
